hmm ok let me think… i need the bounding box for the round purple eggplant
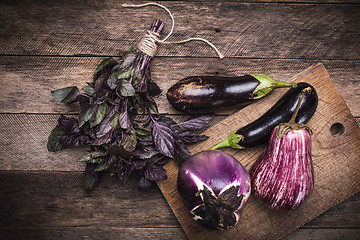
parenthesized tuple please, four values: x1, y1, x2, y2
(177, 150, 251, 230)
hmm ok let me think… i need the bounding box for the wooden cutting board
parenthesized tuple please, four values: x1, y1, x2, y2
(157, 63, 360, 240)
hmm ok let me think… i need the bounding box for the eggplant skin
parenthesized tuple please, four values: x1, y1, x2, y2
(237, 82, 318, 148)
(177, 150, 251, 230)
(167, 75, 260, 113)
(250, 126, 314, 211)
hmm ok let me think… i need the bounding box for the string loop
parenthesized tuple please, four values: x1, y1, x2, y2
(123, 2, 224, 59)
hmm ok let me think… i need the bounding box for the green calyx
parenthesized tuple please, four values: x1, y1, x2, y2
(251, 74, 297, 100)
(210, 130, 244, 150)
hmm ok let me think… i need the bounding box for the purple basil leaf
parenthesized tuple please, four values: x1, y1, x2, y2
(89, 103, 108, 128)
(154, 156, 170, 166)
(137, 139, 154, 147)
(141, 144, 157, 153)
(158, 116, 183, 134)
(94, 75, 107, 92)
(144, 164, 167, 181)
(118, 79, 136, 97)
(58, 116, 80, 133)
(148, 81, 162, 96)
(76, 94, 90, 108)
(95, 160, 112, 172)
(93, 57, 117, 79)
(107, 145, 129, 159)
(132, 147, 158, 159)
(121, 128, 137, 152)
(159, 116, 177, 126)
(118, 162, 134, 181)
(95, 105, 119, 138)
(93, 89, 108, 105)
(82, 85, 95, 96)
(107, 73, 118, 90)
(99, 68, 112, 79)
(51, 86, 80, 103)
(47, 125, 67, 152)
(134, 127, 151, 136)
(138, 176, 152, 191)
(78, 104, 97, 128)
(135, 61, 143, 81)
(121, 53, 136, 70)
(177, 114, 214, 130)
(105, 59, 119, 69)
(78, 151, 107, 163)
(91, 130, 113, 145)
(96, 119, 112, 138)
(61, 133, 91, 147)
(85, 162, 97, 175)
(144, 96, 159, 114)
(173, 141, 191, 164)
(152, 120, 174, 158)
(119, 109, 132, 129)
(83, 163, 99, 192)
(179, 134, 209, 144)
(110, 112, 120, 130)
(133, 159, 146, 170)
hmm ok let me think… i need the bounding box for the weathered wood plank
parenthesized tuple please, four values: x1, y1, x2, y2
(1, 57, 359, 116)
(302, 191, 360, 228)
(0, 171, 358, 240)
(283, 229, 360, 240)
(1, 228, 360, 240)
(0, 171, 180, 228)
(0, 114, 86, 171)
(1, 227, 359, 240)
(0, 1, 359, 59)
(0, 227, 187, 240)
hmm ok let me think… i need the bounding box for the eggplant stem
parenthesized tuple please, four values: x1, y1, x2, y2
(289, 87, 311, 123)
(251, 74, 297, 100)
(276, 87, 312, 138)
(210, 130, 244, 150)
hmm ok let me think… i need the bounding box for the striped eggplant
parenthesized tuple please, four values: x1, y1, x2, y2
(250, 87, 314, 211)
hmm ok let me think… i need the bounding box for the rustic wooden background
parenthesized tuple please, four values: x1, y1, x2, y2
(0, 0, 359, 239)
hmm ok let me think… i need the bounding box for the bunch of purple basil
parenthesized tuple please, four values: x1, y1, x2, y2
(47, 20, 212, 191)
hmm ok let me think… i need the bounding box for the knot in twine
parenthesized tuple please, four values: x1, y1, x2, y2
(137, 30, 161, 57)
(123, 2, 224, 59)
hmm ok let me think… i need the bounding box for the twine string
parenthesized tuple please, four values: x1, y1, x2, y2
(137, 30, 161, 57)
(122, 2, 224, 59)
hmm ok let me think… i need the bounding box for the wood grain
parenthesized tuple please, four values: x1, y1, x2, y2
(0, 114, 85, 171)
(0, 57, 359, 116)
(157, 64, 360, 239)
(0, 171, 358, 240)
(0, 171, 179, 228)
(0, 1, 359, 59)
(0, 171, 188, 239)
(0, 227, 186, 240)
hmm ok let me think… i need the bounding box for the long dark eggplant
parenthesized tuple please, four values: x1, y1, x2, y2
(211, 82, 318, 150)
(167, 74, 296, 113)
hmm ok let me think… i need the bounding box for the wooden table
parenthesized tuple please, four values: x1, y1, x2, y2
(0, 0, 359, 239)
